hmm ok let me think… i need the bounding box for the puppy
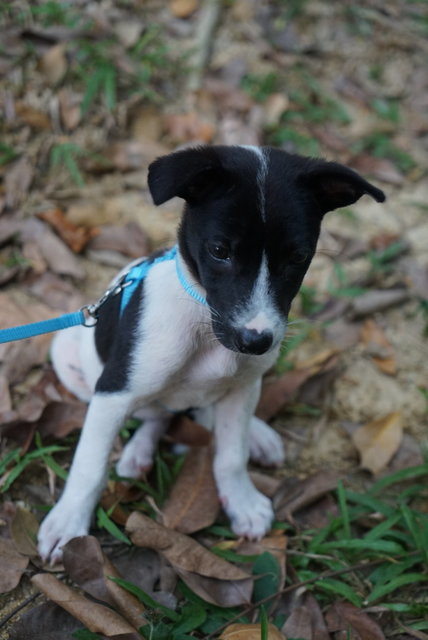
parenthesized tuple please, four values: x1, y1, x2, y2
(37, 145, 385, 563)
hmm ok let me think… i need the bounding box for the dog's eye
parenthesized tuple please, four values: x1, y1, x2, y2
(208, 243, 231, 262)
(290, 251, 308, 265)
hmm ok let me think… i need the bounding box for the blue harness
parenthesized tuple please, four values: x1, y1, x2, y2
(0, 245, 207, 344)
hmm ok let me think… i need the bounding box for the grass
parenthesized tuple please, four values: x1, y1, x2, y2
(65, 464, 428, 639)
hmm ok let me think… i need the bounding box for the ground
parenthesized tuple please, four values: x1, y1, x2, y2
(0, 1, 428, 639)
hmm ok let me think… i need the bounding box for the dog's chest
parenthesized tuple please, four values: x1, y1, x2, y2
(157, 345, 263, 411)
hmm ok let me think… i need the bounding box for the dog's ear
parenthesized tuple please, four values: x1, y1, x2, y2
(148, 147, 228, 205)
(301, 161, 386, 214)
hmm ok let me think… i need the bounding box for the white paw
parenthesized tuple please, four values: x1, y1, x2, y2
(249, 417, 285, 467)
(220, 479, 274, 540)
(38, 500, 91, 564)
(116, 440, 153, 479)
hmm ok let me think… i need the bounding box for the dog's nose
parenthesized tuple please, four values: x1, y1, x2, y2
(236, 328, 273, 355)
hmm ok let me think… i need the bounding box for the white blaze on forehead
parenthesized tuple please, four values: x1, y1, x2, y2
(240, 145, 268, 220)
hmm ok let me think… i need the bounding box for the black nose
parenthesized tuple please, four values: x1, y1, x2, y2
(236, 328, 273, 355)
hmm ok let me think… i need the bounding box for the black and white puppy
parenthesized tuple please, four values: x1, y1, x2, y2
(38, 145, 385, 563)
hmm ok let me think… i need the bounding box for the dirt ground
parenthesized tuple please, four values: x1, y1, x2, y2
(1, 0, 428, 637)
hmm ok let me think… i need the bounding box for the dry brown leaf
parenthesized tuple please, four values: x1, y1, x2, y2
(257, 350, 339, 421)
(8, 601, 83, 640)
(273, 471, 339, 523)
(87, 222, 150, 259)
(0, 538, 29, 594)
(170, 0, 199, 18)
(63, 536, 146, 631)
(360, 319, 396, 375)
(4, 156, 34, 210)
(263, 93, 289, 126)
(325, 601, 385, 640)
(127, 512, 248, 580)
(28, 272, 83, 312)
(250, 471, 281, 498)
(350, 154, 404, 185)
(220, 623, 286, 639)
(281, 591, 330, 640)
(10, 506, 39, 556)
(0, 375, 12, 413)
(58, 88, 82, 131)
(127, 511, 253, 606)
(39, 43, 67, 84)
(31, 573, 140, 637)
(167, 414, 211, 446)
(349, 289, 409, 318)
(37, 208, 95, 253)
(164, 112, 215, 144)
(162, 446, 220, 534)
(15, 101, 51, 129)
(352, 411, 403, 474)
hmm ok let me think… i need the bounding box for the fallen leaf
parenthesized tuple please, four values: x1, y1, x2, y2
(273, 471, 339, 523)
(282, 591, 330, 640)
(162, 446, 220, 533)
(39, 43, 67, 84)
(0, 375, 12, 413)
(15, 101, 51, 129)
(58, 88, 82, 130)
(263, 93, 289, 126)
(349, 289, 409, 318)
(24, 219, 85, 279)
(352, 412, 403, 474)
(360, 319, 397, 375)
(170, 0, 199, 19)
(31, 573, 140, 637)
(63, 536, 146, 631)
(164, 112, 215, 144)
(8, 602, 87, 640)
(10, 507, 39, 556)
(0, 538, 29, 593)
(4, 156, 34, 210)
(127, 511, 253, 606)
(325, 601, 385, 640)
(350, 154, 404, 185)
(167, 414, 211, 446)
(28, 272, 83, 312)
(87, 222, 150, 259)
(220, 623, 286, 639)
(257, 350, 339, 421)
(250, 471, 281, 498)
(37, 208, 95, 253)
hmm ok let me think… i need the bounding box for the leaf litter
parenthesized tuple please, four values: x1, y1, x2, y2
(1, 0, 428, 638)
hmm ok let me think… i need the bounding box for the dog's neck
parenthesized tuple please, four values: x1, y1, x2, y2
(175, 248, 207, 307)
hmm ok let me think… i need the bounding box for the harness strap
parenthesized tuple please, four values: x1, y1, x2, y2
(0, 245, 208, 345)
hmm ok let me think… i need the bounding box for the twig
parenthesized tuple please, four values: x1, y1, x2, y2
(0, 593, 41, 631)
(186, 0, 222, 93)
(205, 552, 420, 639)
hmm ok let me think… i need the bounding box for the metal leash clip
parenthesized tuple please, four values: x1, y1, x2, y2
(80, 271, 135, 327)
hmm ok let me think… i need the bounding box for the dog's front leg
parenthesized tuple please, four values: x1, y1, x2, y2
(38, 391, 132, 564)
(213, 381, 274, 539)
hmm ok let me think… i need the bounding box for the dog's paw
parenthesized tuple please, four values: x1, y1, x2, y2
(220, 481, 274, 540)
(249, 417, 285, 467)
(37, 502, 90, 565)
(116, 443, 153, 479)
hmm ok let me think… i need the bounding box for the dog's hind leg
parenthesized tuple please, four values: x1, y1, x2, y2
(249, 416, 285, 467)
(116, 409, 171, 479)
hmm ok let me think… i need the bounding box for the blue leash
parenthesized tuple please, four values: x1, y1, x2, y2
(0, 246, 207, 344)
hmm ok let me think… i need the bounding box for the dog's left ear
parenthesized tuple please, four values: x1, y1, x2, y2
(301, 161, 386, 215)
(148, 147, 228, 205)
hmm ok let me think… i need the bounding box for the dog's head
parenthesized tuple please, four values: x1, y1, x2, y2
(148, 145, 385, 355)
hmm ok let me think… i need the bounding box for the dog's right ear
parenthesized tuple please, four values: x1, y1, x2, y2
(148, 147, 228, 205)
